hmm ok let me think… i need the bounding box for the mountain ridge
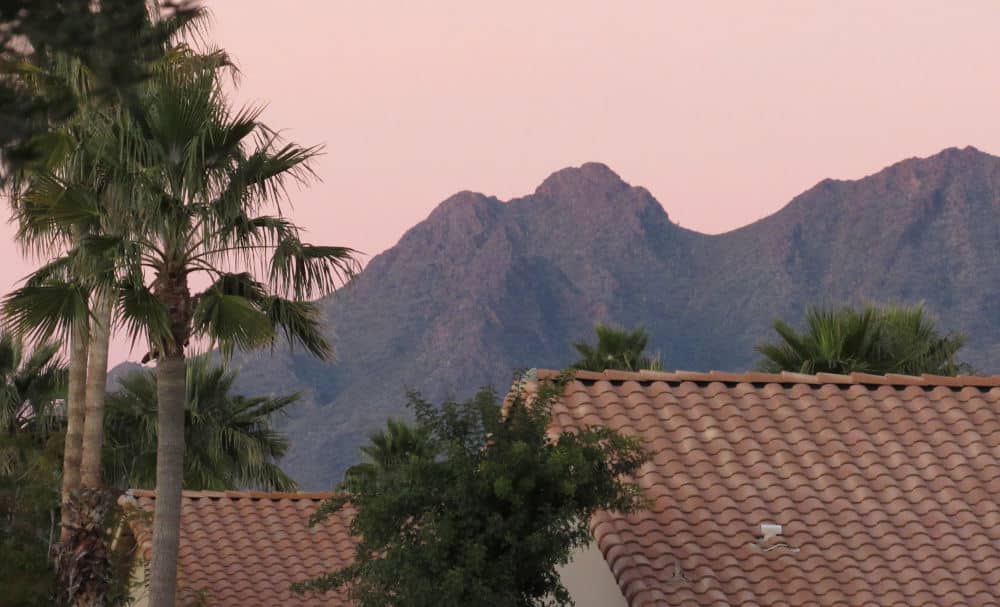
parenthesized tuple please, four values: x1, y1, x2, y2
(115, 146, 1000, 489)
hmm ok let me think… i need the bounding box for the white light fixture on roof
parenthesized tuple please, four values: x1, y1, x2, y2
(760, 523, 782, 541)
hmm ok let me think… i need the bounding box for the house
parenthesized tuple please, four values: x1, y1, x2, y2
(544, 369, 1000, 606)
(124, 368, 1000, 606)
(119, 490, 355, 606)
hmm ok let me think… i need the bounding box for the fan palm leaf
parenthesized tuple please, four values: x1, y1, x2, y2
(757, 303, 968, 376)
(571, 324, 658, 372)
(102, 356, 297, 491)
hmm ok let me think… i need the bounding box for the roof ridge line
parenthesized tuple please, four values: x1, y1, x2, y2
(532, 368, 1000, 388)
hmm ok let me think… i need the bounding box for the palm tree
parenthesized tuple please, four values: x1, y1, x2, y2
(79, 49, 354, 607)
(0, 331, 65, 441)
(3, 12, 207, 537)
(344, 419, 433, 485)
(571, 324, 660, 372)
(102, 356, 298, 491)
(2, 52, 103, 540)
(756, 303, 968, 375)
(0, 332, 66, 607)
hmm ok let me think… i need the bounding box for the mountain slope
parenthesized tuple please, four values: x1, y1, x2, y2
(231, 146, 1000, 489)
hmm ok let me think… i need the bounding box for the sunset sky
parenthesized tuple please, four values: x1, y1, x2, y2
(7, 1, 1000, 363)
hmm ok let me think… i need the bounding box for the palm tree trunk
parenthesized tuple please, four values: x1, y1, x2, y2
(147, 269, 193, 607)
(147, 351, 185, 607)
(59, 321, 89, 542)
(80, 292, 113, 488)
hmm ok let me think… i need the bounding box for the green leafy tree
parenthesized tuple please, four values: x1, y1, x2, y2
(102, 357, 298, 491)
(0, 332, 66, 607)
(571, 324, 660, 372)
(757, 303, 968, 375)
(295, 374, 647, 607)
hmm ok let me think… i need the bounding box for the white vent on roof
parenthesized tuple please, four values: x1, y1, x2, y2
(760, 523, 782, 541)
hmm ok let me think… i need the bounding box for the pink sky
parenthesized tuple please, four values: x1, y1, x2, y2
(6, 1, 1000, 363)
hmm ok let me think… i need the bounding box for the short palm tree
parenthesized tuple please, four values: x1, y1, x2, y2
(571, 324, 659, 372)
(0, 330, 65, 444)
(344, 419, 433, 485)
(103, 356, 297, 491)
(757, 304, 968, 375)
(0, 334, 66, 607)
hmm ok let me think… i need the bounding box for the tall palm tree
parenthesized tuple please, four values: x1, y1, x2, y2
(103, 356, 298, 491)
(757, 303, 968, 375)
(571, 324, 660, 372)
(2, 53, 100, 540)
(82, 49, 354, 607)
(4, 8, 203, 519)
(3, 6, 208, 547)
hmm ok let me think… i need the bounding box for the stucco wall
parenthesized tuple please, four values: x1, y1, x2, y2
(557, 542, 628, 607)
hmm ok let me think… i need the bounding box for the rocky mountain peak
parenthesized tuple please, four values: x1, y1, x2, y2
(534, 162, 629, 199)
(410, 190, 504, 245)
(874, 145, 1000, 192)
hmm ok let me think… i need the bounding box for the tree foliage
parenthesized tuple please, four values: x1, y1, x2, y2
(102, 356, 298, 491)
(3, 36, 360, 607)
(343, 418, 433, 486)
(295, 374, 647, 607)
(0, 0, 203, 172)
(757, 303, 969, 375)
(0, 428, 62, 607)
(571, 324, 660, 372)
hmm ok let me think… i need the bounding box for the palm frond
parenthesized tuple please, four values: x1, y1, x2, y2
(756, 303, 968, 375)
(16, 172, 102, 238)
(103, 357, 299, 491)
(572, 324, 655, 372)
(269, 238, 358, 300)
(2, 282, 89, 343)
(115, 280, 172, 353)
(261, 297, 331, 360)
(191, 289, 274, 356)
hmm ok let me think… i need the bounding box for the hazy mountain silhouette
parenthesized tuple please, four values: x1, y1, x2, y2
(221, 146, 1000, 488)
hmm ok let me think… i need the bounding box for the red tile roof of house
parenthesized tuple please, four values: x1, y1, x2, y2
(120, 490, 355, 607)
(535, 369, 1000, 606)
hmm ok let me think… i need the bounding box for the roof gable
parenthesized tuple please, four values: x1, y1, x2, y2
(540, 369, 1000, 606)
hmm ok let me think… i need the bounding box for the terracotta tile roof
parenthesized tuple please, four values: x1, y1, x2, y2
(120, 490, 355, 607)
(536, 369, 1000, 606)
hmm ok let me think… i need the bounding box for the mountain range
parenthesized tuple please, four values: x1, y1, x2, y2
(196, 146, 1000, 489)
